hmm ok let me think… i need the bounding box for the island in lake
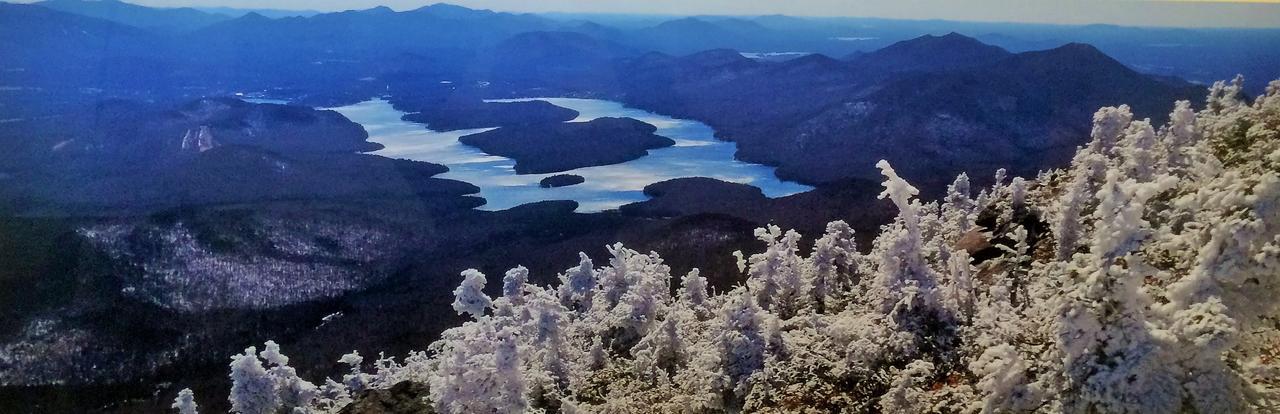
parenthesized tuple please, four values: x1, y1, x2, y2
(398, 97, 579, 131)
(540, 174, 585, 188)
(458, 117, 675, 174)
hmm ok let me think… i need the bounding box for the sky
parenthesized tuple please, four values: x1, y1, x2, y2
(15, 0, 1280, 28)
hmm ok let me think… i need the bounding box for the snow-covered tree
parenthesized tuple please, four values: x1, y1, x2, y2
(879, 360, 936, 412)
(1162, 100, 1200, 171)
(228, 346, 279, 414)
(942, 172, 977, 242)
(720, 288, 766, 397)
(944, 249, 977, 321)
(633, 308, 688, 378)
(260, 341, 318, 411)
(172, 388, 198, 414)
(1056, 172, 1182, 413)
(807, 220, 858, 313)
(871, 160, 949, 344)
(558, 252, 596, 311)
(452, 269, 491, 318)
(1090, 105, 1134, 160)
(678, 268, 710, 317)
(338, 351, 370, 394)
(502, 266, 529, 304)
(210, 77, 1280, 414)
(970, 344, 1041, 413)
(747, 225, 806, 318)
(1206, 75, 1246, 114)
(493, 328, 529, 413)
(594, 244, 672, 349)
(428, 318, 501, 413)
(1009, 177, 1028, 210)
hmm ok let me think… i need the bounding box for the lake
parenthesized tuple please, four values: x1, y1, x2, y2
(329, 97, 812, 212)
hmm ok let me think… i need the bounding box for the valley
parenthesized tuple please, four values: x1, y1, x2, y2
(0, 0, 1278, 412)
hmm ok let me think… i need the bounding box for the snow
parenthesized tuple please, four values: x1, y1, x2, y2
(195, 77, 1280, 414)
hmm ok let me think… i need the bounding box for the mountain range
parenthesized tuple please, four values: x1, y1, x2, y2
(33, 0, 319, 32)
(34, 0, 229, 32)
(0, 1, 1208, 202)
(8, 1, 1280, 89)
(606, 34, 1202, 185)
(0, 1, 1273, 411)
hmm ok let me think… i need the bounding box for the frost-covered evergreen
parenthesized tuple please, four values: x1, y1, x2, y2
(203, 79, 1280, 413)
(452, 269, 492, 318)
(747, 225, 806, 318)
(228, 347, 279, 414)
(807, 220, 858, 313)
(172, 388, 198, 414)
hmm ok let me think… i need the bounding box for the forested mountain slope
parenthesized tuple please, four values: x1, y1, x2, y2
(615, 37, 1204, 186)
(0, 2, 1211, 190)
(194, 79, 1280, 413)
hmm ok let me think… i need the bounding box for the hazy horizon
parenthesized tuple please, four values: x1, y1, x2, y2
(10, 0, 1280, 28)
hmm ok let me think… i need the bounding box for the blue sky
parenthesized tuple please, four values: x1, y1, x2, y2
(16, 0, 1280, 28)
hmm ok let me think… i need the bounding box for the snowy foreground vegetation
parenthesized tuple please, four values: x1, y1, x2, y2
(189, 78, 1279, 413)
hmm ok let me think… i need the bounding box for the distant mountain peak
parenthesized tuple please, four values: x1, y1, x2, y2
(684, 48, 747, 60)
(679, 48, 755, 68)
(1006, 42, 1133, 76)
(496, 30, 626, 57)
(1052, 42, 1106, 55)
(237, 11, 270, 22)
(654, 17, 714, 29)
(1021, 42, 1120, 65)
(34, 0, 229, 33)
(711, 17, 769, 31)
(772, 53, 846, 74)
(411, 3, 493, 18)
(902, 32, 989, 48)
(652, 16, 768, 34)
(853, 32, 1010, 73)
(420, 3, 470, 10)
(789, 53, 840, 66)
(669, 16, 706, 23)
(40, 0, 123, 4)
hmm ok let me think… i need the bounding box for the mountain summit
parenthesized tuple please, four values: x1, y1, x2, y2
(851, 32, 1012, 73)
(35, 0, 228, 33)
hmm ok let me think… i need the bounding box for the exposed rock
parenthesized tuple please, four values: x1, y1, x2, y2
(969, 204, 1050, 264)
(179, 125, 216, 153)
(955, 229, 991, 255)
(340, 381, 434, 414)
